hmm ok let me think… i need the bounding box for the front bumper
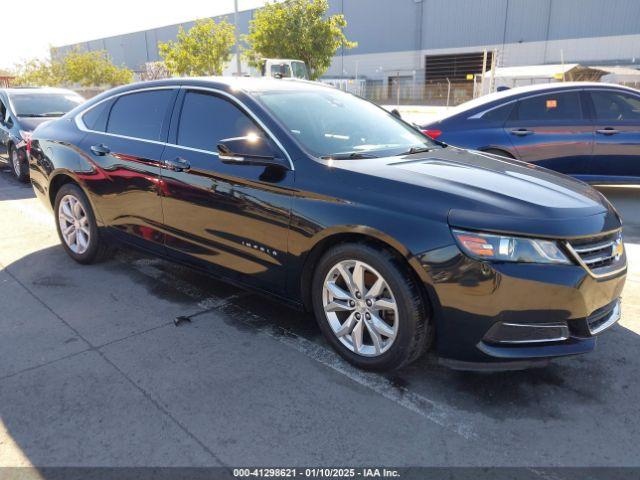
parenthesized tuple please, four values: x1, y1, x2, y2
(418, 244, 627, 365)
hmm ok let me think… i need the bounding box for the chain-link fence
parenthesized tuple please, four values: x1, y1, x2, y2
(324, 78, 478, 107)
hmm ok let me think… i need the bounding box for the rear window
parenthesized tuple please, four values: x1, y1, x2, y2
(10, 92, 84, 117)
(106, 90, 174, 141)
(478, 102, 514, 123)
(82, 100, 111, 132)
(512, 92, 583, 122)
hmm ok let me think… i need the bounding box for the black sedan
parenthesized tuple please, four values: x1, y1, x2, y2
(28, 78, 626, 371)
(420, 82, 640, 184)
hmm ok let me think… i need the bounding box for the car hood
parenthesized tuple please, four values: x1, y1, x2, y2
(333, 147, 620, 238)
(16, 116, 56, 131)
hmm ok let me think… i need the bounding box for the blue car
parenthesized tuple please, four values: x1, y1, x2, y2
(420, 82, 640, 184)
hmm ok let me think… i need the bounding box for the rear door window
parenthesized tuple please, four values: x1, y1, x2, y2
(106, 89, 175, 141)
(590, 90, 640, 122)
(512, 92, 583, 123)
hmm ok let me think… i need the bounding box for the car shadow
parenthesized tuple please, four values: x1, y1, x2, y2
(0, 164, 36, 201)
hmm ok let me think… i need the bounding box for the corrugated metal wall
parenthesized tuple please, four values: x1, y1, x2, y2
(54, 0, 640, 72)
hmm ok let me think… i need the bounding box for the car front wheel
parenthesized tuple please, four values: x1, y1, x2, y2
(54, 183, 111, 264)
(312, 243, 432, 371)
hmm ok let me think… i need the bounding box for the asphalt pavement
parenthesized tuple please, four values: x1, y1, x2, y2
(0, 164, 639, 472)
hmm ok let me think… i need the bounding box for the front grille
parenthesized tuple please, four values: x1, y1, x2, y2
(566, 230, 625, 277)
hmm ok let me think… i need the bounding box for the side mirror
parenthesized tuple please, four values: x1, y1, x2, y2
(390, 108, 402, 119)
(217, 135, 289, 169)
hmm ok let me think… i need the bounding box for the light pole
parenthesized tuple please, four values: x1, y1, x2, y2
(234, 0, 242, 76)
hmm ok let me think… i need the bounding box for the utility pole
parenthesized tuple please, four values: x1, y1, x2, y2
(480, 49, 488, 95)
(489, 49, 497, 94)
(234, 0, 242, 76)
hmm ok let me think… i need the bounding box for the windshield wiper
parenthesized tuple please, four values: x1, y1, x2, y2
(395, 146, 437, 156)
(321, 152, 379, 160)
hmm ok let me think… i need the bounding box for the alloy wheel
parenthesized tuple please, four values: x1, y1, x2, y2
(58, 194, 91, 254)
(322, 259, 399, 356)
(11, 149, 20, 177)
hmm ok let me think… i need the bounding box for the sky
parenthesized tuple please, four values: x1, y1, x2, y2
(0, 0, 274, 71)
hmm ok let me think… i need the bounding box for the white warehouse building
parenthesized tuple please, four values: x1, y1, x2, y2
(55, 0, 640, 103)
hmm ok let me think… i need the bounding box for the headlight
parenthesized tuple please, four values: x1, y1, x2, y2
(452, 229, 571, 265)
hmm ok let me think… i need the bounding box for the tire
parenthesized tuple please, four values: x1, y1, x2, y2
(9, 144, 29, 183)
(482, 148, 515, 159)
(54, 183, 111, 264)
(311, 243, 432, 371)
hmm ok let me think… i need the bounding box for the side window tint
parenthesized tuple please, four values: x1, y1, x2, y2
(591, 91, 640, 122)
(514, 92, 583, 122)
(177, 91, 262, 152)
(107, 90, 174, 141)
(0, 99, 6, 121)
(480, 102, 514, 123)
(82, 100, 111, 132)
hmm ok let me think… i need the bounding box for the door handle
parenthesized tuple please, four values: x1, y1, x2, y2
(90, 143, 110, 156)
(596, 128, 620, 135)
(510, 129, 533, 136)
(163, 157, 191, 172)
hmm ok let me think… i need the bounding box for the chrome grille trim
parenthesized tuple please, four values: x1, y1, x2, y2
(564, 229, 626, 279)
(572, 240, 615, 254)
(582, 253, 615, 265)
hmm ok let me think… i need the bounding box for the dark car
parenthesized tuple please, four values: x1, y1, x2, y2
(0, 87, 84, 182)
(28, 78, 626, 371)
(420, 82, 640, 184)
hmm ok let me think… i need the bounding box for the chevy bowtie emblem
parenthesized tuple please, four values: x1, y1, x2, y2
(613, 238, 624, 261)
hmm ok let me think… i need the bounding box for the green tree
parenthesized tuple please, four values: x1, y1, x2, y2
(14, 50, 132, 87)
(61, 49, 133, 86)
(159, 18, 236, 76)
(13, 58, 63, 86)
(243, 0, 356, 80)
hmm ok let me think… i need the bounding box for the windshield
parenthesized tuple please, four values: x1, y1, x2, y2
(256, 89, 436, 158)
(270, 64, 292, 78)
(10, 92, 84, 117)
(291, 61, 309, 80)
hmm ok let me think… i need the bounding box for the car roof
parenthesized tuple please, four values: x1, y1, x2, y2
(438, 81, 640, 120)
(63, 77, 338, 120)
(3, 87, 81, 96)
(194, 76, 327, 92)
(110, 76, 331, 94)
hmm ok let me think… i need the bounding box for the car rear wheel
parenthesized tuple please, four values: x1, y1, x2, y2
(54, 183, 111, 264)
(312, 243, 432, 371)
(9, 145, 28, 183)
